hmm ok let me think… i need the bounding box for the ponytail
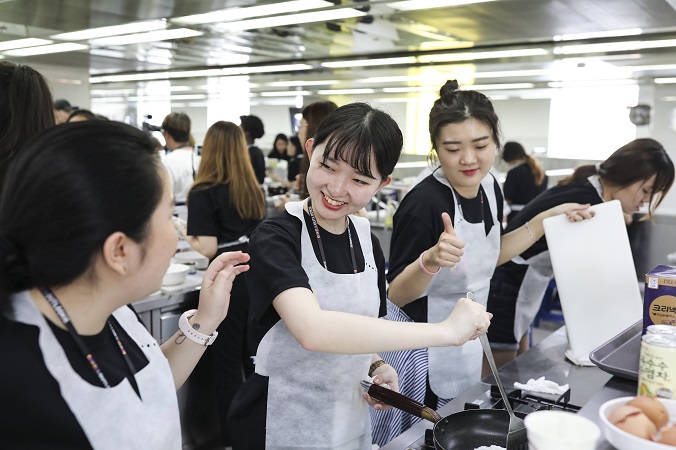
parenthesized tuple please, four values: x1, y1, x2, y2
(525, 154, 546, 186)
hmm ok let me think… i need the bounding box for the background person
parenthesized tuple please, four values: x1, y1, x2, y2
(0, 61, 55, 195)
(161, 112, 198, 205)
(486, 138, 675, 371)
(175, 121, 266, 446)
(296, 100, 338, 199)
(53, 98, 74, 124)
(502, 141, 548, 224)
(267, 133, 289, 160)
(227, 103, 491, 450)
(240, 115, 266, 185)
(0, 120, 249, 448)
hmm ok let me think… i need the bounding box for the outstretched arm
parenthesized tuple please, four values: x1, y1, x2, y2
(273, 288, 491, 355)
(161, 251, 250, 390)
(497, 203, 594, 265)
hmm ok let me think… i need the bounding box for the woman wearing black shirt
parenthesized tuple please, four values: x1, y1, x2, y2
(179, 121, 266, 446)
(502, 141, 548, 223)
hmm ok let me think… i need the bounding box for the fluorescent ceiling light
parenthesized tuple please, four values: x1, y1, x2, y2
(556, 38, 676, 55)
(91, 97, 126, 103)
(388, 0, 495, 12)
(0, 38, 53, 51)
(90, 63, 312, 83)
(260, 90, 312, 97)
(420, 48, 548, 63)
(547, 79, 637, 88)
(321, 56, 417, 68)
(216, 8, 366, 32)
(383, 86, 438, 93)
(317, 88, 375, 95)
(460, 83, 535, 90)
(553, 28, 642, 41)
(630, 64, 676, 71)
(362, 75, 421, 83)
(654, 78, 676, 84)
(4, 43, 89, 56)
(90, 28, 203, 46)
(51, 20, 167, 41)
(267, 79, 339, 87)
(172, 0, 333, 25)
(471, 69, 548, 78)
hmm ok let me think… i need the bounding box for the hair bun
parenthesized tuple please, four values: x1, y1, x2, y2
(440, 80, 460, 98)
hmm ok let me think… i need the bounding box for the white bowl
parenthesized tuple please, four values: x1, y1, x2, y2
(162, 263, 190, 286)
(599, 396, 676, 449)
(173, 250, 209, 269)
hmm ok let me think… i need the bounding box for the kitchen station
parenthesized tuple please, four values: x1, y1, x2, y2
(5, 0, 676, 449)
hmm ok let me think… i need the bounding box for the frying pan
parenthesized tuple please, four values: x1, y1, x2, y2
(362, 381, 527, 450)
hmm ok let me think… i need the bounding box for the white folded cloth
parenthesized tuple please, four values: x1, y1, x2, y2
(564, 349, 595, 367)
(513, 376, 569, 395)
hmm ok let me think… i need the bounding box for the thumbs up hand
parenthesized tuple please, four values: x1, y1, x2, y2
(422, 212, 465, 272)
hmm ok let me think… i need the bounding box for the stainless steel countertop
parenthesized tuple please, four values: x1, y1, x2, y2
(381, 326, 632, 449)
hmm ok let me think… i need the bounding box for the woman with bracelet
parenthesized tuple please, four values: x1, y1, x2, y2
(0, 121, 249, 448)
(227, 103, 492, 450)
(384, 80, 592, 416)
(179, 121, 266, 446)
(486, 138, 674, 372)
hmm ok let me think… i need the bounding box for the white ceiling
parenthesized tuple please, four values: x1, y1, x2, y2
(3, 0, 676, 101)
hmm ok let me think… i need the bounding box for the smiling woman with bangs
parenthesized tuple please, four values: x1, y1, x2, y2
(227, 103, 493, 450)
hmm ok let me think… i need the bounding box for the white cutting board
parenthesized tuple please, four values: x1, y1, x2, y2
(543, 200, 642, 364)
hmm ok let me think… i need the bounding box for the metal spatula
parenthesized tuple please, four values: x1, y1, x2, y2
(479, 333, 528, 450)
(467, 291, 527, 450)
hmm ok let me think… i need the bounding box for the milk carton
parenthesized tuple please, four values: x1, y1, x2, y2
(644, 265, 676, 334)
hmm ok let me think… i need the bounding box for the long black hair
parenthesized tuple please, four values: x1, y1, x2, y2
(312, 102, 403, 181)
(0, 61, 55, 191)
(0, 121, 164, 309)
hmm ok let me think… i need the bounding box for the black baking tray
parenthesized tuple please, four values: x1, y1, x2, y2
(589, 320, 642, 381)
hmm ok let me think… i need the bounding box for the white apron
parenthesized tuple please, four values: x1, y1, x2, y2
(254, 201, 379, 450)
(9, 291, 181, 450)
(511, 251, 554, 342)
(427, 172, 501, 399)
(511, 175, 603, 342)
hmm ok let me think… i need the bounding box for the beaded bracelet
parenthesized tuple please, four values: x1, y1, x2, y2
(525, 221, 537, 242)
(368, 359, 388, 377)
(418, 251, 441, 275)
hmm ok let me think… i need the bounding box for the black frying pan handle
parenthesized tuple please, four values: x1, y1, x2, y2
(361, 381, 442, 423)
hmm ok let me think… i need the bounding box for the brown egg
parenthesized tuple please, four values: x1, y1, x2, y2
(627, 395, 669, 429)
(609, 405, 658, 440)
(657, 425, 676, 446)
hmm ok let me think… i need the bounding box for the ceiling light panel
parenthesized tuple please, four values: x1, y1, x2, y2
(420, 48, 549, 63)
(172, 0, 333, 25)
(51, 20, 167, 41)
(317, 88, 376, 95)
(4, 43, 89, 56)
(267, 80, 339, 87)
(0, 38, 53, 51)
(388, 0, 495, 11)
(321, 56, 417, 68)
(259, 90, 312, 96)
(215, 8, 366, 32)
(90, 28, 203, 46)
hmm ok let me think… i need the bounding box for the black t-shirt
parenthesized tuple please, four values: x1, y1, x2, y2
(187, 183, 263, 245)
(267, 149, 289, 161)
(287, 155, 302, 183)
(0, 304, 149, 449)
(502, 179, 602, 260)
(387, 172, 504, 323)
(503, 163, 548, 223)
(246, 209, 388, 350)
(248, 146, 266, 185)
(228, 209, 388, 448)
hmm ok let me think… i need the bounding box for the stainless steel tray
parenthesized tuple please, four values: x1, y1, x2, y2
(589, 320, 642, 381)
